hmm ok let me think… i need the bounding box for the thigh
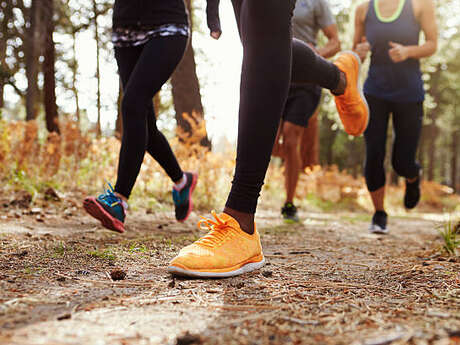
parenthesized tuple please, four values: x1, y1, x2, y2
(114, 45, 144, 89)
(391, 101, 423, 152)
(283, 85, 321, 128)
(121, 36, 187, 101)
(391, 101, 423, 141)
(364, 94, 391, 150)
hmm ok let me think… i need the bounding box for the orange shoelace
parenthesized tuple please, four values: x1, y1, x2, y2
(195, 211, 233, 247)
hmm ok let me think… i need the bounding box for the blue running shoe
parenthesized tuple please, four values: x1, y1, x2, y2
(172, 172, 198, 222)
(83, 183, 126, 233)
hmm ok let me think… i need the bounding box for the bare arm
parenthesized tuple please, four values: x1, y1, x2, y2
(206, 0, 221, 39)
(352, 2, 371, 61)
(389, 0, 437, 62)
(317, 24, 341, 58)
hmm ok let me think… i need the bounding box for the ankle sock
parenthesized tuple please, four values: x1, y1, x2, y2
(174, 173, 187, 191)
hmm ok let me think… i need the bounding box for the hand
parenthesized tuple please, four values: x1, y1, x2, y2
(388, 41, 409, 63)
(210, 31, 221, 40)
(354, 37, 370, 62)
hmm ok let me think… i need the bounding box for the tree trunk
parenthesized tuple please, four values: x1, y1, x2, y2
(25, 0, 41, 121)
(42, 0, 59, 134)
(170, 0, 211, 149)
(93, 0, 102, 136)
(0, 39, 5, 109)
(427, 122, 437, 181)
(300, 110, 319, 169)
(451, 129, 458, 192)
(71, 29, 80, 122)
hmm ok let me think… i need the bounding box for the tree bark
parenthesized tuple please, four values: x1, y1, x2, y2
(451, 129, 458, 193)
(25, 0, 41, 120)
(43, 0, 60, 133)
(93, 0, 102, 136)
(71, 29, 80, 122)
(170, 0, 211, 149)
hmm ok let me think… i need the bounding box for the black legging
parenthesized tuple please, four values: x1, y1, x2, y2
(226, 0, 341, 213)
(364, 93, 423, 192)
(114, 36, 188, 198)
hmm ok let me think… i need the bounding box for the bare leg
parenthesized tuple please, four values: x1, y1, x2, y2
(282, 122, 303, 203)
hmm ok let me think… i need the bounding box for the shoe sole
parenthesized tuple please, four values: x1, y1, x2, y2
(83, 197, 125, 233)
(177, 172, 198, 223)
(337, 51, 370, 136)
(369, 224, 389, 235)
(167, 256, 266, 278)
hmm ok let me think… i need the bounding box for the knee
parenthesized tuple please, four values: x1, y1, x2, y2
(282, 125, 302, 151)
(392, 156, 417, 178)
(121, 91, 143, 119)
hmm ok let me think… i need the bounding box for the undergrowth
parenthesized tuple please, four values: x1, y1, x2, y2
(0, 119, 459, 215)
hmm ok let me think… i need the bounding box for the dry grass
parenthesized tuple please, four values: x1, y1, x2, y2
(0, 119, 459, 215)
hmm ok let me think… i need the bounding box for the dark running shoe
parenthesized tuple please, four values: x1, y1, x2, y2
(83, 183, 126, 233)
(172, 172, 198, 222)
(404, 175, 421, 209)
(369, 210, 388, 234)
(281, 202, 299, 224)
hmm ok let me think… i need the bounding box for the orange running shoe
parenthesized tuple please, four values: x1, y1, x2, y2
(333, 51, 369, 136)
(168, 212, 265, 278)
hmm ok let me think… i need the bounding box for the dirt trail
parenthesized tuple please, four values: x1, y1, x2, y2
(0, 208, 459, 345)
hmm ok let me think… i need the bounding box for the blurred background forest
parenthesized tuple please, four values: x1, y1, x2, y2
(0, 0, 459, 213)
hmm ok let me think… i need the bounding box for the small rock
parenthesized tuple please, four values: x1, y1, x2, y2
(10, 192, 32, 208)
(168, 279, 175, 288)
(110, 269, 127, 281)
(176, 332, 203, 345)
(44, 187, 60, 201)
(422, 262, 430, 266)
(76, 270, 90, 276)
(30, 207, 42, 215)
(56, 277, 66, 282)
(57, 313, 71, 321)
(13, 250, 28, 258)
(262, 270, 273, 278)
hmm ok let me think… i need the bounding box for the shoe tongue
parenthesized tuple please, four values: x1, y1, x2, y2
(218, 213, 243, 230)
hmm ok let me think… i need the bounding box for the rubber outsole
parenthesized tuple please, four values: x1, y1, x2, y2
(167, 257, 266, 278)
(336, 50, 370, 136)
(369, 224, 389, 235)
(176, 172, 198, 223)
(83, 197, 125, 233)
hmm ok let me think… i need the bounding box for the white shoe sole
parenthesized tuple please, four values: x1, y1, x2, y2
(369, 224, 389, 234)
(168, 257, 266, 278)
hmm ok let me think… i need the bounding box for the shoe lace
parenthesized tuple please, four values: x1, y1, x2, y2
(195, 211, 233, 248)
(99, 182, 122, 208)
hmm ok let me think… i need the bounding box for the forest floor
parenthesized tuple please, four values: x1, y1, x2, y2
(0, 191, 459, 345)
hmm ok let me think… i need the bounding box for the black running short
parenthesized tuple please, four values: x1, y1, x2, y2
(282, 84, 322, 128)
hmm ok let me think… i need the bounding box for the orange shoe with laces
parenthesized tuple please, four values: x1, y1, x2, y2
(333, 51, 369, 136)
(168, 212, 265, 278)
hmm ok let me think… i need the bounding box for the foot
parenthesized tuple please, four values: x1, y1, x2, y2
(369, 210, 388, 234)
(168, 211, 265, 278)
(333, 51, 369, 136)
(172, 172, 198, 222)
(281, 202, 299, 224)
(83, 183, 126, 233)
(404, 174, 421, 209)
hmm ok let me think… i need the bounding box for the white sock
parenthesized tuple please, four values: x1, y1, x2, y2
(173, 173, 187, 190)
(120, 199, 129, 211)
